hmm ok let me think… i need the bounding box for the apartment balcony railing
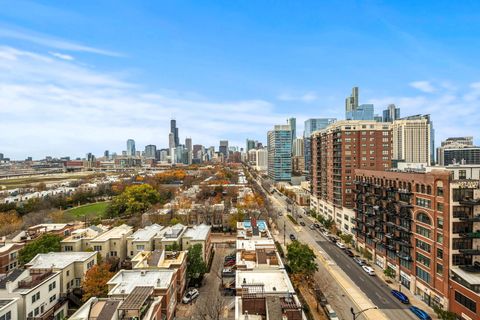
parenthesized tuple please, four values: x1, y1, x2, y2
(460, 232, 480, 239)
(458, 248, 480, 255)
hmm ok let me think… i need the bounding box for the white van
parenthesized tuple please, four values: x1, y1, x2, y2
(324, 304, 340, 320)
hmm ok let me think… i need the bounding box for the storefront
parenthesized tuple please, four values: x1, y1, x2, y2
(415, 282, 431, 306)
(400, 271, 411, 290)
(375, 255, 385, 269)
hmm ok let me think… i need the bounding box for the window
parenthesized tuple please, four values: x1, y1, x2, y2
(416, 239, 431, 253)
(49, 294, 56, 303)
(459, 170, 467, 180)
(34, 307, 39, 316)
(455, 291, 476, 313)
(453, 188, 474, 202)
(0, 311, 11, 320)
(437, 233, 444, 244)
(49, 281, 56, 291)
(416, 212, 432, 224)
(416, 266, 430, 284)
(416, 225, 431, 238)
(436, 187, 444, 197)
(93, 245, 102, 251)
(64, 245, 73, 251)
(416, 198, 431, 209)
(437, 248, 443, 259)
(437, 218, 444, 229)
(32, 292, 40, 303)
(66, 270, 70, 276)
(436, 203, 444, 212)
(416, 252, 431, 267)
(136, 245, 145, 251)
(436, 263, 443, 275)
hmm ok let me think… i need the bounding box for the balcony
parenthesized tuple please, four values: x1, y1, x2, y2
(396, 225, 411, 233)
(458, 248, 480, 255)
(458, 214, 480, 222)
(459, 198, 480, 206)
(18, 270, 53, 289)
(396, 253, 413, 261)
(385, 233, 394, 239)
(460, 232, 480, 238)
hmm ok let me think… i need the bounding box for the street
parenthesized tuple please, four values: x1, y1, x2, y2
(266, 183, 418, 320)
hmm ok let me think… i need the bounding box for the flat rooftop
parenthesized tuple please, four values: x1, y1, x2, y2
(155, 223, 186, 240)
(0, 299, 16, 309)
(108, 269, 175, 295)
(129, 224, 163, 241)
(183, 224, 211, 240)
(91, 224, 133, 242)
(236, 270, 295, 293)
(451, 266, 480, 285)
(26, 252, 96, 269)
(236, 239, 275, 251)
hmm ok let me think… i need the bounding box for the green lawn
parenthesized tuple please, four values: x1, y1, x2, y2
(65, 202, 110, 219)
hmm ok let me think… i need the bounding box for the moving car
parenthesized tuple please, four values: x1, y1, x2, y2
(328, 236, 337, 243)
(344, 249, 354, 257)
(391, 290, 410, 304)
(290, 234, 296, 241)
(362, 265, 376, 276)
(409, 306, 432, 320)
(182, 288, 199, 304)
(336, 242, 346, 250)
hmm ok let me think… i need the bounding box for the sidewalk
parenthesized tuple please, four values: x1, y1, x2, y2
(367, 260, 440, 320)
(272, 221, 389, 320)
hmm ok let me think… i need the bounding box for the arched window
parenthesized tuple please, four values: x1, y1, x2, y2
(416, 212, 432, 225)
(427, 185, 432, 195)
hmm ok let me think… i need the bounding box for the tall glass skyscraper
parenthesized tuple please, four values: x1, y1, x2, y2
(304, 118, 336, 178)
(126, 139, 136, 157)
(267, 125, 292, 182)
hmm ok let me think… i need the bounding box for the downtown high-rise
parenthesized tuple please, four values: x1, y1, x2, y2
(267, 125, 292, 182)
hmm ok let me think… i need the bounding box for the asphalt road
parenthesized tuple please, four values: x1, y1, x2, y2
(256, 176, 417, 320)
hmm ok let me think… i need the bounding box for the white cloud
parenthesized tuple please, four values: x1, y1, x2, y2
(409, 81, 436, 93)
(0, 27, 121, 57)
(277, 91, 318, 102)
(49, 52, 74, 61)
(0, 46, 291, 159)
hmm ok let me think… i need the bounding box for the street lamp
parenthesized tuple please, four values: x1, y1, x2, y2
(350, 306, 378, 320)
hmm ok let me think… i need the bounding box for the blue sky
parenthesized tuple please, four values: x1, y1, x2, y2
(1, 0, 480, 159)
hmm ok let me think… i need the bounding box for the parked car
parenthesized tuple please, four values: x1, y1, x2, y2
(353, 257, 364, 265)
(391, 290, 410, 304)
(362, 265, 376, 276)
(182, 288, 199, 304)
(314, 223, 321, 228)
(300, 221, 305, 226)
(323, 230, 330, 237)
(344, 249, 354, 257)
(336, 242, 346, 250)
(290, 234, 296, 241)
(222, 268, 235, 277)
(224, 260, 235, 267)
(323, 304, 340, 320)
(409, 306, 432, 320)
(309, 224, 316, 230)
(328, 236, 337, 243)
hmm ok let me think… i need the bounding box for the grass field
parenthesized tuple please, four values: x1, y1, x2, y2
(65, 201, 110, 219)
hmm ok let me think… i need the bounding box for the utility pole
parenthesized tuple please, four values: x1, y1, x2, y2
(283, 220, 286, 246)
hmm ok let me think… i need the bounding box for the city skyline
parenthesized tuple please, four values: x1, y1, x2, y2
(2, 1, 480, 159)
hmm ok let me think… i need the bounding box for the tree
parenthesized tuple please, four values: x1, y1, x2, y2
(107, 184, 161, 217)
(187, 244, 207, 280)
(433, 305, 458, 320)
(18, 234, 62, 265)
(383, 267, 396, 281)
(82, 263, 114, 302)
(228, 209, 245, 230)
(0, 210, 23, 236)
(286, 241, 318, 283)
(165, 242, 180, 251)
(339, 234, 353, 246)
(194, 295, 227, 320)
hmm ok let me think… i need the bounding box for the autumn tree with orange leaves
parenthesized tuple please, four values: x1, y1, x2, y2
(0, 211, 23, 236)
(82, 263, 114, 301)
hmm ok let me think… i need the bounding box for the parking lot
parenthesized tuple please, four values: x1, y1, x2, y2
(176, 244, 235, 320)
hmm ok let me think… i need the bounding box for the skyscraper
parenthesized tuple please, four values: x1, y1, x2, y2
(437, 136, 480, 165)
(382, 104, 401, 122)
(144, 144, 157, 159)
(104, 150, 109, 159)
(392, 114, 435, 165)
(267, 125, 292, 182)
(170, 119, 179, 147)
(219, 140, 229, 159)
(246, 139, 256, 152)
(185, 138, 192, 152)
(185, 138, 193, 164)
(126, 139, 136, 156)
(168, 133, 175, 150)
(303, 118, 337, 178)
(287, 117, 296, 141)
(345, 87, 375, 120)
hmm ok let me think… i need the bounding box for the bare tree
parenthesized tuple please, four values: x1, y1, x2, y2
(193, 296, 229, 320)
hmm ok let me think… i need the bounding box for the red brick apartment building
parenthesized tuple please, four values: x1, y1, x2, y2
(354, 167, 480, 320)
(311, 120, 392, 234)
